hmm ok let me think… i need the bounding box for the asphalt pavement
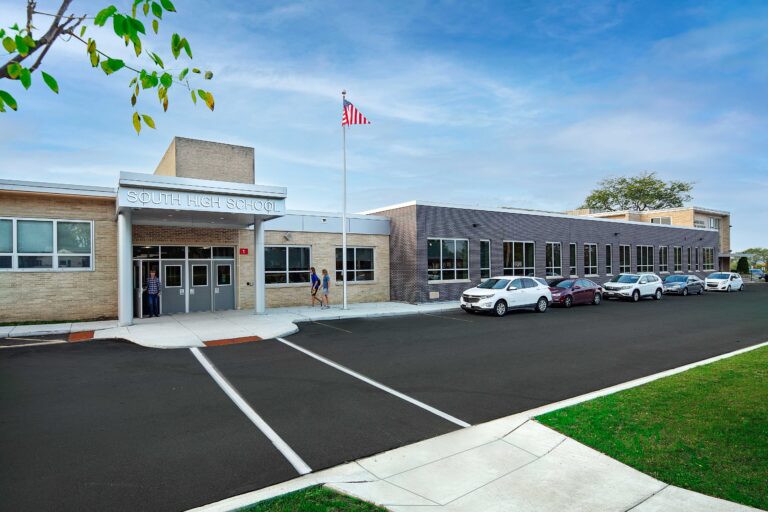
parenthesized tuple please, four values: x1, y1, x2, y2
(1, 285, 766, 511)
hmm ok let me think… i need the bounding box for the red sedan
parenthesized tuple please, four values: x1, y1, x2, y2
(548, 278, 603, 307)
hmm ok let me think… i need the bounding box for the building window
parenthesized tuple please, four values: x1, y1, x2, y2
(650, 217, 671, 225)
(709, 218, 721, 230)
(480, 240, 491, 279)
(605, 244, 613, 274)
(673, 246, 682, 272)
(265, 245, 311, 284)
(694, 219, 706, 228)
(428, 238, 468, 281)
(164, 265, 183, 287)
(503, 241, 535, 276)
(659, 246, 669, 273)
(687, 247, 692, 271)
(569, 243, 577, 276)
(702, 248, 715, 271)
(619, 245, 631, 274)
(0, 218, 93, 271)
(336, 247, 375, 282)
(191, 264, 208, 286)
(637, 245, 654, 273)
(583, 243, 598, 276)
(545, 242, 562, 277)
(695, 247, 699, 271)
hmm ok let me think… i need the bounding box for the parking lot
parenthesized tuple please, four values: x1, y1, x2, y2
(2, 285, 767, 511)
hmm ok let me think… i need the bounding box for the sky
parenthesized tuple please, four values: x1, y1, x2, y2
(1, 0, 767, 249)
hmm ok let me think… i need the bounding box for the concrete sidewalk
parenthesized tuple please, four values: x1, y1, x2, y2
(1, 301, 460, 348)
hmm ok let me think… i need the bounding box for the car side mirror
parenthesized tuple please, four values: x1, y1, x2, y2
(507, 285, 517, 291)
(573, 285, 581, 290)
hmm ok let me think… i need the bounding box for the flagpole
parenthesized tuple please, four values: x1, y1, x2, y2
(341, 90, 348, 310)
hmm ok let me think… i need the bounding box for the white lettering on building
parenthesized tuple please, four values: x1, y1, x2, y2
(123, 188, 279, 213)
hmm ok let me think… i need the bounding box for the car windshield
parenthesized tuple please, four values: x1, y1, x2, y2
(477, 278, 510, 290)
(553, 279, 575, 289)
(665, 276, 688, 283)
(610, 274, 639, 284)
(708, 273, 730, 279)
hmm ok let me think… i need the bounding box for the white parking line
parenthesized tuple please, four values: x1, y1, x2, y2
(189, 347, 312, 475)
(276, 337, 471, 428)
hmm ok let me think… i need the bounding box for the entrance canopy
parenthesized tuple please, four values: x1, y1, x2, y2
(117, 172, 286, 228)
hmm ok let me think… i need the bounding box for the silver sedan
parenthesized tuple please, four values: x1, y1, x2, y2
(662, 275, 705, 296)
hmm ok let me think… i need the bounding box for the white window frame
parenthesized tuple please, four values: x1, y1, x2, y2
(503, 240, 535, 277)
(191, 264, 209, 287)
(545, 241, 562, 277)
(619, 244, 631, 274)
(709, 217, 721, 230)
(702, 247, 715, 271)
(427, 238, 470, 283)
(687, 247, 693, 271)
(569, 242, 578, 277)
(605, 244, 613, 275)
(659, 246, 669, 273)
(479, 240, 491, 280)
(335, 246, 376, 283)
(673, 246, 682, 272)
(650, 216, 671, 225)
(637, 245, 654, 273)
(216, 263, 233, 286)
(583, 243, 598, 277)
(164, 264, 183, 288)
(0, 217, 95, 272)
(695, 247, 700, 271)
(265, 245, 312, 286)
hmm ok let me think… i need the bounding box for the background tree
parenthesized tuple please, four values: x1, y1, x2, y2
(1, 0, 214, 133)
(735, 256, 750, 275)
(739, 247, 768, 268)
(581, 172, 694, 212)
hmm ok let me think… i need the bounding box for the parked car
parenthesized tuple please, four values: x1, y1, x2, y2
(602, 273, 663, 302)
(705, 272, 744, 292)
(460, 276, 552, 316)
(548, 278, 602, 307)
(662, 275, 704, 296)
(749, 269, 765, 280)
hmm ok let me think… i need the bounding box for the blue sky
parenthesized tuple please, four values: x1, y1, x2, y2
(2, 0, 767, 249)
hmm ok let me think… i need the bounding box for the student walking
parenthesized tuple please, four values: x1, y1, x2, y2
(310, 267, 322, 307)
(321, 268, 331, 309)
(146, 269, 161, 317)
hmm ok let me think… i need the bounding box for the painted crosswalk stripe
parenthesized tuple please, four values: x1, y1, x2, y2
(190, 347, 312, 475)
(276, 337, 471, 428)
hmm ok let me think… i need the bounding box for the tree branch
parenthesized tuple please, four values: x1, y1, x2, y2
(26, 0, 36, 34)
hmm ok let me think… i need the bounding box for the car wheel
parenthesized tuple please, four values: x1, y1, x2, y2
(726, 285, 731, 293)
(654, 288, 663, 300)
(494, 300, 507, 317)
(631, 290, 640, 302)
(682, 287, 689, 296)
(739, 284, 744, 291)
(564, 295, 573, 308)
(592, 293, 602, 305)
(697, 288, 703, 295)
(535, 297, 548, 313)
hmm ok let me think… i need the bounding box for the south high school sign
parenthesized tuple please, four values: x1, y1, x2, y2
(118, 187, 285, 215)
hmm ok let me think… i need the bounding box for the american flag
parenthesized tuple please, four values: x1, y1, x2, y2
(342, 99, 370, 126)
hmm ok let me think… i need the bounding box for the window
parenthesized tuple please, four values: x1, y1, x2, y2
(605, 244, 613, 274)
(694, 219, 706, 228)
(583, 243, 598, 276)
(161, 246, 185, 259)
(480, 240, 491, 279)
(265, 245, 311, 284)
(545, 242, 562, 277)
(428, 238, 469, 281)
(659, 246, 669, 273)
(702, 248, 715, 271)
(192, 265, 208, 286)
(164, 265, 182, 287)
(650, 217, 671, 225)
(687, 247, 692, 271)
(188, 246, 211, 259)
(503, 241, 535, 276)
(637, 245, 654, 272)
(673, 246, 682, 272)
(133, 245, 159, 259)
(709, 217, 721, 230)
(0, 218, 93, 271)
(213, 247, 235, 258)
(695, 247, 699, 271)
(217, 264, 232, 285)
(619, 245, 631, 273)
(336, 247, 375, 282)
(569, 243, 577, 276)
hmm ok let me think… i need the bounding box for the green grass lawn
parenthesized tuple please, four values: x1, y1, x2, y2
(537, 346, 768, 510)
(238, 486, 388, 512)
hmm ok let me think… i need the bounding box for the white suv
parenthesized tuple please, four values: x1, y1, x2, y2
(602, 273, 663, 302)
(461, 276, 552, 316)
(705, 272, 744, 292)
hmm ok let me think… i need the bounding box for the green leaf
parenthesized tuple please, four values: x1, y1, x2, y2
(198, 89, 214, 111)
(10, 23, 20, 32)
(0, 89, 18, 111)
(94, 5, 117, 26)
(178, 67, 188, 81)
(130, 17, 146, 35)
(190, 89, 196, 104)
(0, 29, 5, 39)
(160, 0, 176, 12)
(6, 62, 21, 79)
(86, 38, 96, 53)
(142, 114, 156, 129)
(131, 34, 142, 56)
(150, 52, 164, 68)
(152, 19, 159, 34)
(41, 71, 59, 93)
(152, 1, 163, 18)
(143, 2, 149, 16)
(192, 68, 200, 73)
(170, 33, 180, 58)
(181, 38, 192, 58)
(113, 14, 126, 37)
(90, 51, 100, 67)
(19, 68, 31, 89)
(23, 35, 36, 49)
(14, 35, 29, 56)
(100, 58, 125, 75)
(160, 72, 172, 88)
(2, 37, 15, 53)
(204, 70, 213, 80)
(79, 25, 87, 37)
(131, 93, 136, 106)
(0, 99, 5, 113)
(132, 111, 141, 134)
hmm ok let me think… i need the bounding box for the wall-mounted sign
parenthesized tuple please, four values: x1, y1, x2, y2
(118, 187, 285, 216)
(239, 248, 248, 255)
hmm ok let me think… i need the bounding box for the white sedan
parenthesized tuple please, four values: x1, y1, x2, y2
(460, 276, 552, 316)
(705, 272, 744, 292)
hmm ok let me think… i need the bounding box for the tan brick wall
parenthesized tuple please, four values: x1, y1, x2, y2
(238, 230, 391, 309)
(154, 137, 255, 184)
(0, 192, 118, 323)
(132, 225, 239, 245)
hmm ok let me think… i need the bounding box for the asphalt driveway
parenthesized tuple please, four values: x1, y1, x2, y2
(1, 285, 766, 511)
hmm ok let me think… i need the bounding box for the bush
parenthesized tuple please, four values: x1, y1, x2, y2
(736, 256, 750, 274)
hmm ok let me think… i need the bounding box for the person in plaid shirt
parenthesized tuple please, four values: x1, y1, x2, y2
(146, 269, 161, 317)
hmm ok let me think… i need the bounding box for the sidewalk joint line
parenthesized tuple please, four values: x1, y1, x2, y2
(624, 483, 670, 511)
(276, 337, 470, 428)
(189, 347, 312, 475)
